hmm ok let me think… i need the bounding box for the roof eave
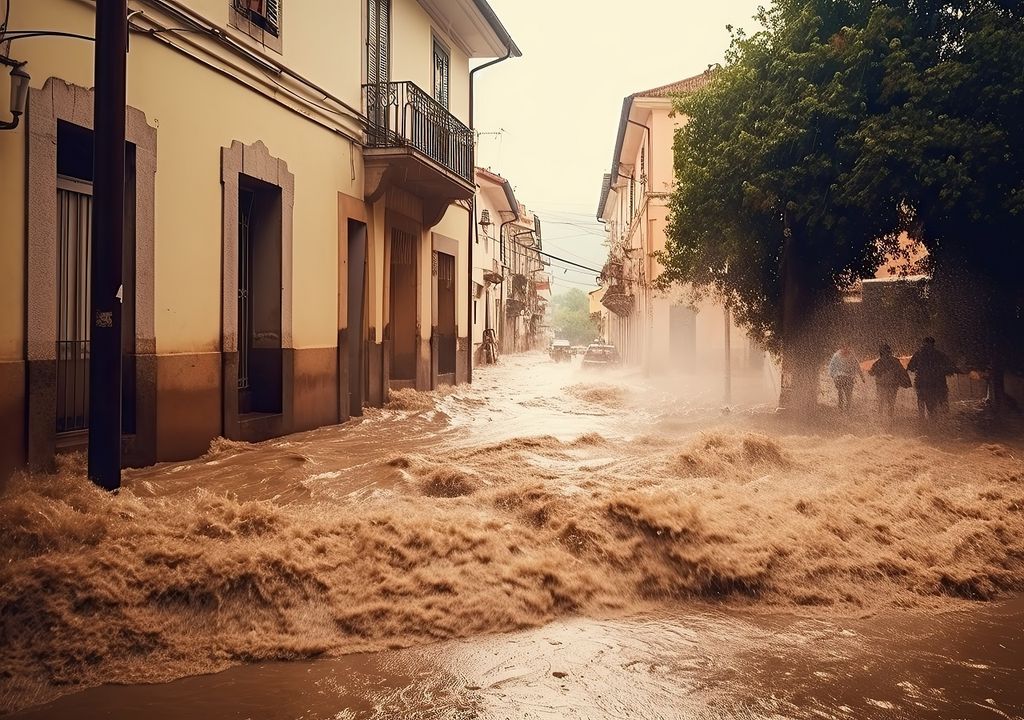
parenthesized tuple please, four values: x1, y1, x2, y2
(471, 0, 522, 57)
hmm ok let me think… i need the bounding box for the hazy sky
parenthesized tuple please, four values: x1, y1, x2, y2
(472, 0, 764, 294)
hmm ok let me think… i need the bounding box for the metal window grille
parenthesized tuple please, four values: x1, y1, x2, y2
(629, 173, 635, 218)
(391, 228, 415, 265)
(238, 189, 255, 391)
(437, 252, 454, 289)
(640, 146, 647, 190)
(56, 177, 93, 434)
(234, 0, 280, 36)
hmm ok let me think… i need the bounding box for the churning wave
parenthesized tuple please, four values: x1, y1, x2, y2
(2, 418, 1023, 712)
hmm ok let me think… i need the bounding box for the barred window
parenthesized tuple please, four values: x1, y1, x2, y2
(234, 0, 279, 36)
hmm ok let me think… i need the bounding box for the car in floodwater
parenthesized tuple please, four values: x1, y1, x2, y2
(550, 339, 572, 363)
(581, 343, 621, 369)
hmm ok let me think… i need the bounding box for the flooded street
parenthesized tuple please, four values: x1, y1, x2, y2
(3, 354, 1023, 718)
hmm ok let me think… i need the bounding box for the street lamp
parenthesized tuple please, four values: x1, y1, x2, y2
(0, 60, 30, 131)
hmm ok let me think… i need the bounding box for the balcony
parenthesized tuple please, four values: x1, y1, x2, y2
(363, 81, 475, 224)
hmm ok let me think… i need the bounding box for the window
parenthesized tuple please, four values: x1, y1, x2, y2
(235, 0, 280, 35)
(629, 173, 635, 218)
(432, 36, 450, 109)
(367, 0, 391, 87)
(230, 0, 282, 53)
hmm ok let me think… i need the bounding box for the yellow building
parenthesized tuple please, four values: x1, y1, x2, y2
(472, 166, 517, 362)
(0, 0, 518, 476)
(596, 72, 764, 379)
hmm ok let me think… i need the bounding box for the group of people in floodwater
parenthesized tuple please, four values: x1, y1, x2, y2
(828, 337, 957, 421)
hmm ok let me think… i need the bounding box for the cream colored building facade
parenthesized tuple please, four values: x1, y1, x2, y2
(471, 168, 548, 361)
(471, 167, 516, 362)
(596, 72, 763, 379)
(0, 0, 518, 476)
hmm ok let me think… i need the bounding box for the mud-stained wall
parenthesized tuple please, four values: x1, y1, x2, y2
(0, 0, 498, 472)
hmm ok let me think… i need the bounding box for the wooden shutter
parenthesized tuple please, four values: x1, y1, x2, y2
(367, 0, 390, 86)
(432, 38, 450, 109)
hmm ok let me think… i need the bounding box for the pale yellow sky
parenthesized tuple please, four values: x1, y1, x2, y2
(473, 0, 764, 291)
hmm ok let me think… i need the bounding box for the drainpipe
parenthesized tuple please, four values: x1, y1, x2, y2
(497, 216, 516, 353)
(467, 46, 513, 383)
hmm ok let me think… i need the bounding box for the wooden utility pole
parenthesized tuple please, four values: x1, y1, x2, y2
(724, 306, 732, 405)
(88, 0, 128, 490)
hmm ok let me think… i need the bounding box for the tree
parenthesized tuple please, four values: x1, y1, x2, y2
(660, 0, 1024, 411)
(550, 289, 599, 346)
(659, 0, 905, 409)
(845, 0, 1024, 409)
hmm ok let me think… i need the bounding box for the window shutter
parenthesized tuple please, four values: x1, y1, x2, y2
(264, 0, 280, 34)
(367, 0, 390, 86)
(380, 0, 390, 83)
(432, 38, 450, 109)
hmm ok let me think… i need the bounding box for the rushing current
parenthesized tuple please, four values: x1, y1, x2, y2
(2, 353, 1023, 718)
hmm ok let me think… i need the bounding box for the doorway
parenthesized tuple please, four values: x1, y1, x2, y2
(389, 227, 417, 384)
(435, 251, 456, 378)
(347, 220, 368, 415)
(237, 176, 283, 416)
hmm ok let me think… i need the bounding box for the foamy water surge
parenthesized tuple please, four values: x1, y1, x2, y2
(2, 361, 1023, 713)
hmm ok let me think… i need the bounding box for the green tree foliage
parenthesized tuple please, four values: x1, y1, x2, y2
(847, 0, 1024, 402)
(660, 1, 902, 359)
(550, 289, 599, 346)
(660, 0, 1024, 407)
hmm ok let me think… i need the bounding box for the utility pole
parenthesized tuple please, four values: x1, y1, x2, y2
(724, 306, 733, 405)
(88, 0, 128, 491)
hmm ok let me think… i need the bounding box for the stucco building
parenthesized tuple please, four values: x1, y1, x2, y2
(471, 168, 548, 361)
(0, 0, 518, 476)
(596, 71, 764, 379)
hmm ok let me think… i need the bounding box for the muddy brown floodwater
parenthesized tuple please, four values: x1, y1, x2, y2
(2, 353, 1023, 719)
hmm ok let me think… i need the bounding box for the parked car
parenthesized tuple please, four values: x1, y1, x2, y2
(570, 345, 586, 357)
(581, 343, 621, 369)
(550, 339, 572, 363)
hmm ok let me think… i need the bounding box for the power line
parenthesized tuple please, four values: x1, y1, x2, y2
(534, 248, 603, 274)
(550, 276, 599, 289)
(540, 239, 604, 264)
(541, 220, 606, 234)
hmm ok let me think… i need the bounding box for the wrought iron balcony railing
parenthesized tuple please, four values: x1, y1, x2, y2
(363, 81, 473, 183)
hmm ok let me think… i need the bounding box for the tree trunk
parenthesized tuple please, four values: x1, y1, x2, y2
(778, 227, 820, 413)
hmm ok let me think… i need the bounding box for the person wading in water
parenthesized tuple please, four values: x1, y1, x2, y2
(828, 344, 864, 413)
(869, 344, 911, 424)
(907, 337, 957, 421)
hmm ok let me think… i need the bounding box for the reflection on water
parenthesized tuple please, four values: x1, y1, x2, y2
(2, 354, 1023, 718)
(11, 598, 1024, 719)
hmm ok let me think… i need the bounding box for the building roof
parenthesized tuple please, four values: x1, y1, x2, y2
(632, 71, 713, 98)
(475, 167, 519, 219)
(597, 69, 714, 219)
(596, 173, 612, 222)
(471, 0, 523, 57)
(420, 0, 521, 59)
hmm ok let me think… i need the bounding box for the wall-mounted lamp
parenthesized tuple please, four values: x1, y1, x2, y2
(1, 60, 31, 131)
(479, 209, 492, 229)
